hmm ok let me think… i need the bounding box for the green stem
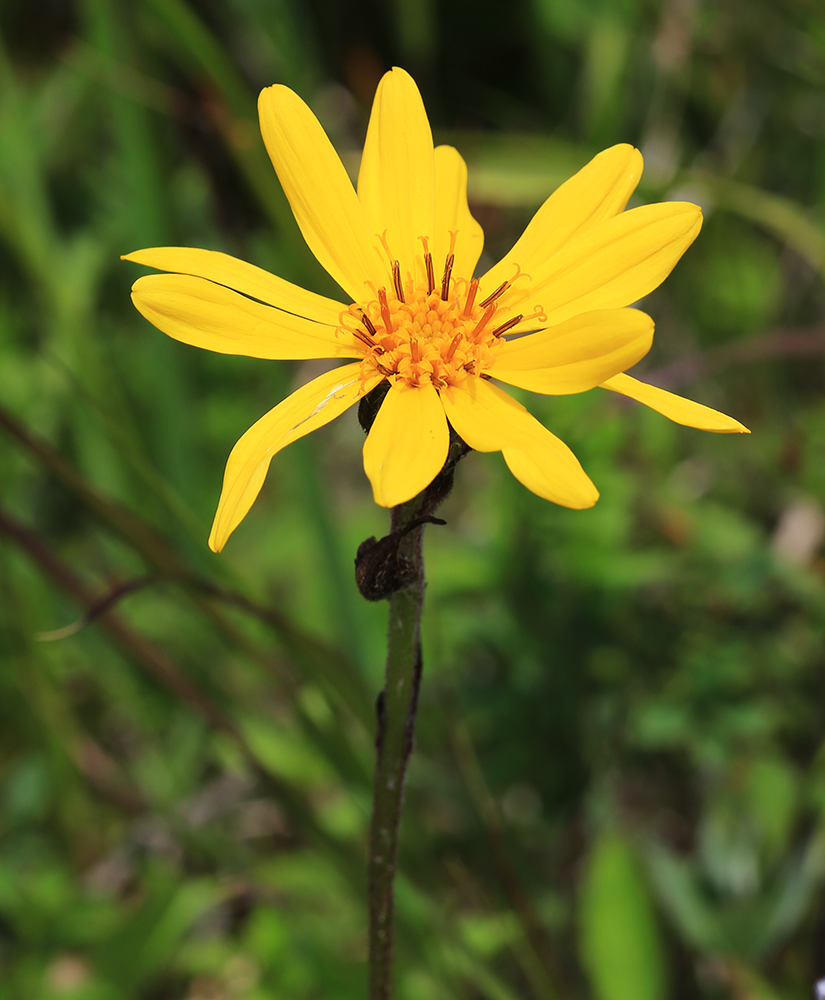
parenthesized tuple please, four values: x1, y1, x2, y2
(367, 497, 426, 1000)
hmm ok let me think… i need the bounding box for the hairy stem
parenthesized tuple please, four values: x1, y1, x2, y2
(367, 497, 426, 1000)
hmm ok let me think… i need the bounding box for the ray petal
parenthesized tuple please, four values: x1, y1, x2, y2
(362, 381, 449, 507)
(209, 363, 380, 551)
(479, 144, 643, 295)
(258, 85, 387, 301)
(357, 67, 435, 287)
(485, 201, 702, 332)
(131, 273, 363, 360)
(440, 377, 598, 508)
(432, 145, 484, 282)
(493, 308, 653, 394)
(123, 247, 346, 324)
(602, 373, 750, 433)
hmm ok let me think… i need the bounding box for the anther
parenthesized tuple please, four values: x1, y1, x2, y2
(419, 236, 435, 295)
(440, 253, 454, 301)
(378, 288, 394, 333)
(479, 280, 509, 309)
(353, 329, 377, 350)
(461, 279, 479, 319)
(492, 314, 523, 338)
(362, 314, 378, 336)
(470, 303, 496, 340)
(392, 261, 405, 303)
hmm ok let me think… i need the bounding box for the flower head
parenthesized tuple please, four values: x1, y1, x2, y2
(124, 68, 748, 552)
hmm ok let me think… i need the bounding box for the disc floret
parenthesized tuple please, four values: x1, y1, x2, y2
(344, 237, 525, 391)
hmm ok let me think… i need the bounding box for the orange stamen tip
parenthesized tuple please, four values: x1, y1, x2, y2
(378, 287, 394, 333)
(461, 278, 479, 319)
(470, 303, 496, 340)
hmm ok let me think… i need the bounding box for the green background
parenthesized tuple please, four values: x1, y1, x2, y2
(2, 0, 825, 997)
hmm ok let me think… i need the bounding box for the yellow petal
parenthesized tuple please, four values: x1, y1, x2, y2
(490, 201, 702, 330)
(357, 67, 435, 287)
(209, 363, 379, 551)
(440, 378, 598, 508)
(122, 247, 346, 325)
(131, 273, 362, 360)
(602, 373, 750, 433)
(493, 308, 653, 394)
(501, 444, 597, 509)
(362, 381, 449, 507)
(258, 85, 387, 301)
(432, 145, 484, 281)
(479, 144, 643, 296)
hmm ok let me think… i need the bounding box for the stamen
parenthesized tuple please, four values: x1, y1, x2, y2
(353, 329, 379, 350)
(362, 313, 378, 336)
(444, 333, 463, 362)
(492, 314, 523, 338)
(419, 236, 436, 295)
(479, 280, 509, 309)
(461, 278, 479, 319)
(470, 303, 496, 340)
(392, 261, 405, 303)
(440, 232, 458, 300)
(378, 288, 394, 333)
(440, 254, 454, 301)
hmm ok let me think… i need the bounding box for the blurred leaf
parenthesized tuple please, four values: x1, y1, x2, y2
(579, 834, 666, 1000)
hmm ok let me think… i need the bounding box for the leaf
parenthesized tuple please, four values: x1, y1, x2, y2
(579, 833, 666, 1000)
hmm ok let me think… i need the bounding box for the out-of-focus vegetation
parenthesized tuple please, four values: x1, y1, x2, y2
(2, 0, 825, 997)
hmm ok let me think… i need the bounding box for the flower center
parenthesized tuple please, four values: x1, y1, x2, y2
(340, 236, 525, 391)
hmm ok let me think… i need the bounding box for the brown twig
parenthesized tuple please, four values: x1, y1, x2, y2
(0, 401, 373, 727)
(644, 326, 825, 390)
(0, 507, 236, 734)
(0, 506, 369, 878)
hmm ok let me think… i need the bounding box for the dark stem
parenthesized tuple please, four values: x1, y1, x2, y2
(367, 496, 426, 1000)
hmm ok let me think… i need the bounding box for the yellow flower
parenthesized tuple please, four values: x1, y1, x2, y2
(124, 68, 748, 552)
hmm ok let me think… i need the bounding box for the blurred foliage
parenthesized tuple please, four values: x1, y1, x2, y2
(2, 0, 825, 997)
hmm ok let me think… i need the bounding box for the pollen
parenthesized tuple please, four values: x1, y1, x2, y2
(346, 241, 524, 391)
